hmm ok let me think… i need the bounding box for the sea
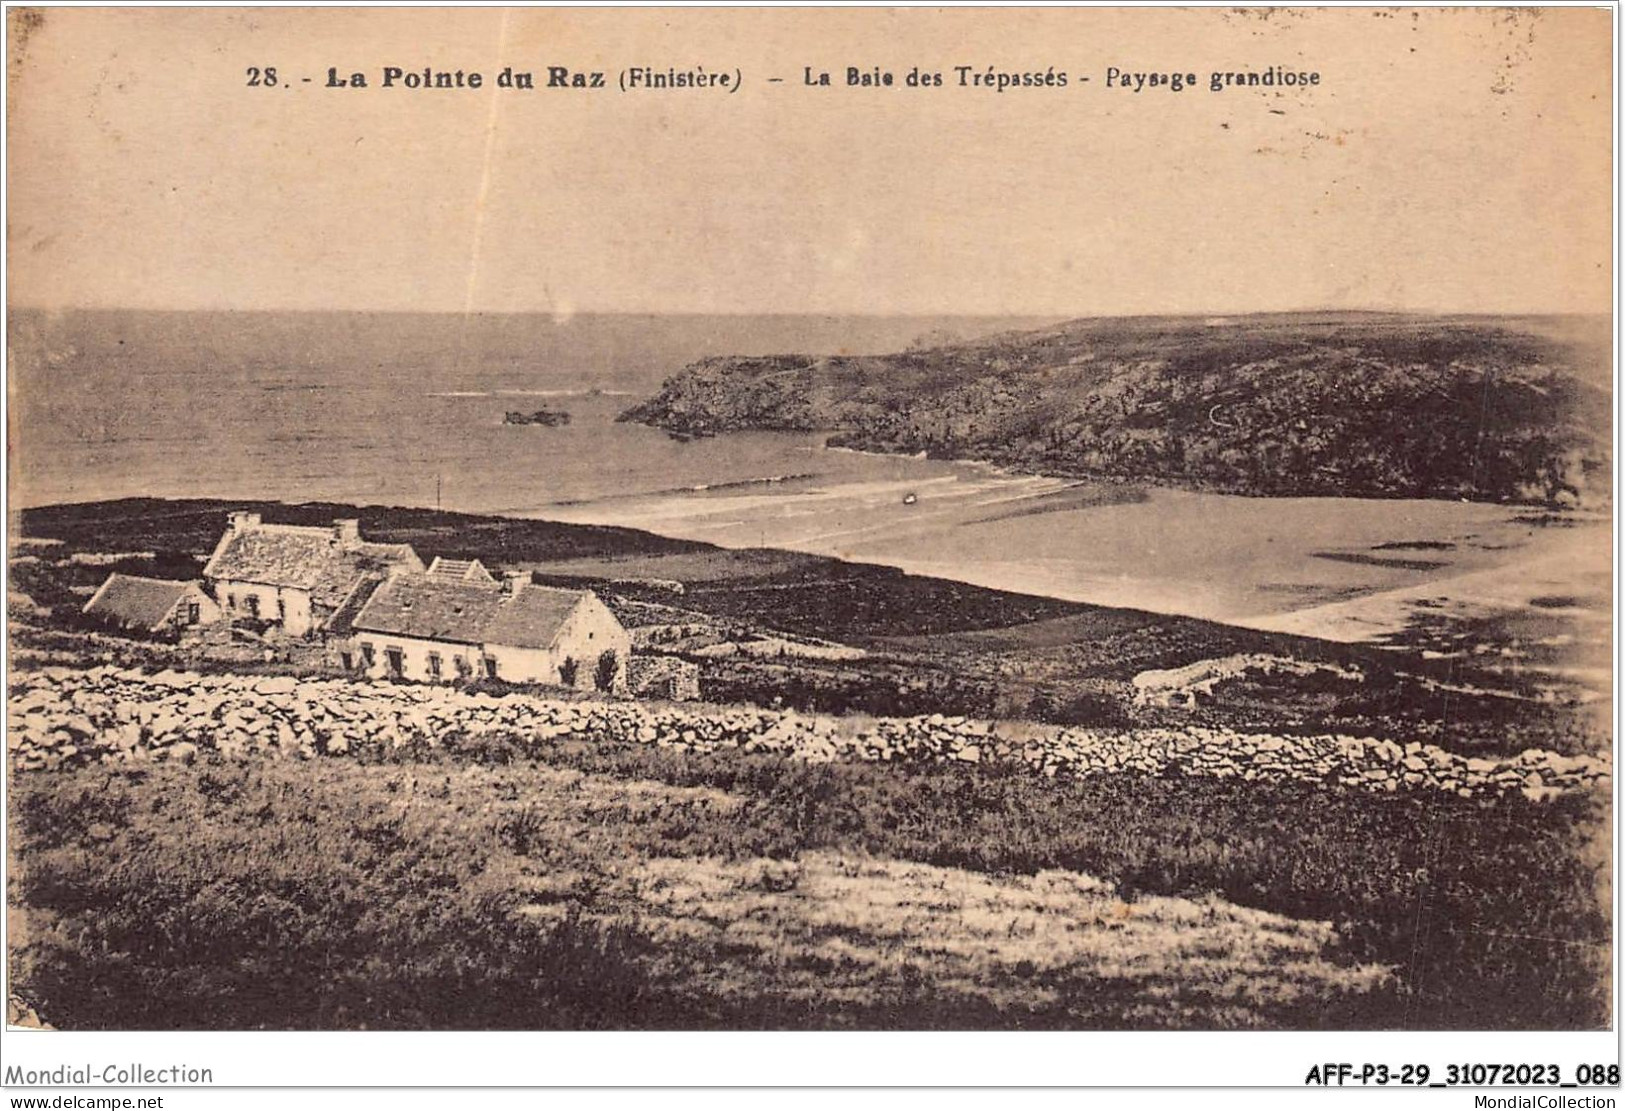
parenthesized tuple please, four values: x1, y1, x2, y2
(8, 310, 1610, 680)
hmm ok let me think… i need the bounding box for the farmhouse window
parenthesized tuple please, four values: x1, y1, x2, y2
(484, 657, 499, 680)
(427, 652, 442, 679)
(185, 602, 200, 625)
(245, 594, 260, 618)
(385, 648, 405, 677)
(454, 655, 471, 679)
(340, 651, 354, 671)
(360, 643, 375, 668)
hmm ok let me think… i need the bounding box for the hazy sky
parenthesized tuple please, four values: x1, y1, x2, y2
(6, 6, 1613, 316)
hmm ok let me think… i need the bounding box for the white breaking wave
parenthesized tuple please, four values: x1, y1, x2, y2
(427, 387, 637, 399)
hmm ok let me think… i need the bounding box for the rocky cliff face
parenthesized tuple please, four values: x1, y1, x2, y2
(620, 313, 1611, 506)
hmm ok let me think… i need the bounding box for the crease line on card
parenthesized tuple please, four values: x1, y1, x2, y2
(455, 8, 515, 376)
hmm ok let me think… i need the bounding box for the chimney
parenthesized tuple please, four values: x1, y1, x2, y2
(333, 519, 362, 547)
(229, 511, 261, 533)
(502, 571, 530, 595)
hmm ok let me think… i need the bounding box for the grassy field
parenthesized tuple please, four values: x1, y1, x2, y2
(8, 733, 1610, 1030)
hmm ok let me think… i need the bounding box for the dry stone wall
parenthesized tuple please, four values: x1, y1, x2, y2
(6, 665, 1610, 801)
(1132, 653, 1364, 708)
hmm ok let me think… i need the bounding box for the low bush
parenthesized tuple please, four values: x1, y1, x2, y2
(8, 740, 1608, 1030)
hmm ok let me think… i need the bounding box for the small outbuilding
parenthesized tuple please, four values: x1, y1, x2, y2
(425, 556, 497, 586)
(627, 655, 702, 701)
(82, 574, 220, 635)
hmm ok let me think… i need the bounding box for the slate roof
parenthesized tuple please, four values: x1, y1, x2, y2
(203, 523, 422, 610)
(351, 576, 593, 651)
(350, 576, 510, 645)
(322, 575, 387, 638)
(426, 557, 496, 585)
(483, 583, 591, 651)
(83, 574, 197, 630)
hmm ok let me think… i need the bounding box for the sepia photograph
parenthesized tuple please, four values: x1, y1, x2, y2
(1, 2, 1616, 1086)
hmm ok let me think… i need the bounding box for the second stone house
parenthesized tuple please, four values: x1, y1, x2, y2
(344, 572, 631, 693)
(201, 512, 425, 636)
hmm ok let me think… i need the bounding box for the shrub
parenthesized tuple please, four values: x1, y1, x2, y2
(594, 650, 619, 692)
(8, 748, 1607, 1031)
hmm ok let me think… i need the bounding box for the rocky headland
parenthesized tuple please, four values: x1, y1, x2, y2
(620, 313, 1611, 506)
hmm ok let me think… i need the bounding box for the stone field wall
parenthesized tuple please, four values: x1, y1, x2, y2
(7, 665, 1610, 801)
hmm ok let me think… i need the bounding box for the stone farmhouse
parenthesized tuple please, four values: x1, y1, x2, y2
(83, 512, 644, 696)
(201, 513, 424, 636)
(342, 572, 631, 692)
(82, 573, 220, 635)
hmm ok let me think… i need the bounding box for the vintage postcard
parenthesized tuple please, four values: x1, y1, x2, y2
(2, 3, 1616, 1091)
